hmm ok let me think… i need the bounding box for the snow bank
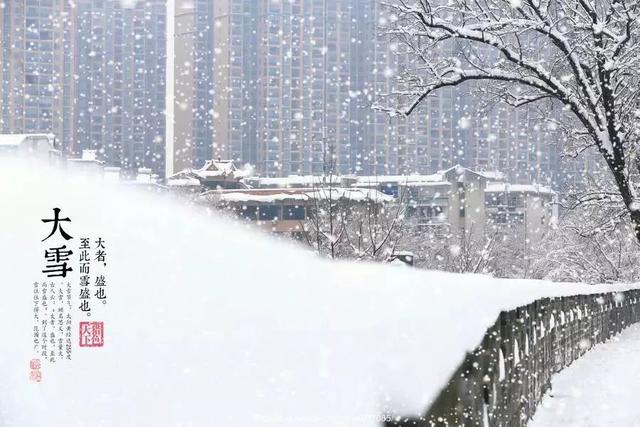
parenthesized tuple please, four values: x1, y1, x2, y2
(530, 323, 640, 426)
(0, 159, 636, 426)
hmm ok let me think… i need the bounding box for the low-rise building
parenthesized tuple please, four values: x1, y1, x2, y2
(236, 165, 554, 242)
(67, 150, 104, 175)
(197, 187, 393, 235)
(484, 183, 557, 244)
(398, 167, 490, 239)
(347, 166, 492, 240)
(166, 159, 250, 193)
(170, 161, 557, 244)
(0, 134, 61, 163)
(244, 175, 357, 190)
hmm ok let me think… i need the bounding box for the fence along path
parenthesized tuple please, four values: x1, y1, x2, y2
(386, 289, 640, 427)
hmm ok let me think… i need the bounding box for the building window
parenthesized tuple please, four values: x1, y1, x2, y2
(237, 205, 258, 220)
(379, 183, 398, 197)
(283, 205, 305, 220)
(258, 205, 281, 220)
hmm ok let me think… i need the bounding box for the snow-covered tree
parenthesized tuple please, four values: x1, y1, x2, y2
(399, 222, 503, 273)
(302, 179, 406, 261)
(530, 210, 640, 282)
(302, 175, 349, 260)
(379, 0, 640, 241)
(342, 191, 406, 261)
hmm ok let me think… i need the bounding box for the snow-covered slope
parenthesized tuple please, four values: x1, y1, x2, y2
(0, 159, 635, 426)
(529, 323, 640, 427)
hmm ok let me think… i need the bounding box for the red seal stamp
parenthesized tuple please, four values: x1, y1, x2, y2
(29, 359, 41, 370)
(30, 370, 42, 382)
(79, 321, 104, 347)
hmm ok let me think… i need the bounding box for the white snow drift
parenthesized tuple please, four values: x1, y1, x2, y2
(0, 159, 636, 426)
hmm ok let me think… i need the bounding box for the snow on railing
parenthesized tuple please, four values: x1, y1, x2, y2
(386, 289, 640, 427)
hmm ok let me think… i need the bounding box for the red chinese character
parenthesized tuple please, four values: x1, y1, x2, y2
(29, 359, 41, 370)
(30, 370, 42, 382)
(79, 321, 104, 347)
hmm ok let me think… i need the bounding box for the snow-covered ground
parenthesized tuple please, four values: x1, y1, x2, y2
(529, 323, 640, 427)
(0, 159, 637, 426)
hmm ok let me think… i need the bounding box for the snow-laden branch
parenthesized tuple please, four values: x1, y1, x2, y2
(379, 0, 640, 241)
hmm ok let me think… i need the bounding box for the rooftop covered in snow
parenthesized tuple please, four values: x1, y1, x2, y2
(245, 166, 497, 190)
(485, 182, 556, 195)
(67, 149, 104, 165)
(0, 133, 55, 147)
(198, 187, 396, 204)
(166, 159, 251, 189)
(0, 134, 59, 160)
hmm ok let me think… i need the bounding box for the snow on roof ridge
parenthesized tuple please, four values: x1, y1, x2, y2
(485, 182, 556, 194)
(248, 173, 445, 186)
(355, 173, 443, 183)
(199, 187, 395, 203)
(0, 133, 55, 146)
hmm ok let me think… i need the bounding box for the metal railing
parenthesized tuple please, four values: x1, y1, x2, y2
(386, 289, 640, 426)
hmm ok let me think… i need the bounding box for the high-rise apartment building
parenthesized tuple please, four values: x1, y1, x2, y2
(0, 0, 68, 147)
(167, 0, 257, 176)
(212, 0, 257, 167)
(0, 0, 586, 185)
(1, 0, 165, 174)
(167, 0, 357, 178)
(75, 0, 166, 173)
(255, 0, 355, 176)
(351, 4, 566, 185)
(166, 0, 195, 176)
(165, 0, 566, 184)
